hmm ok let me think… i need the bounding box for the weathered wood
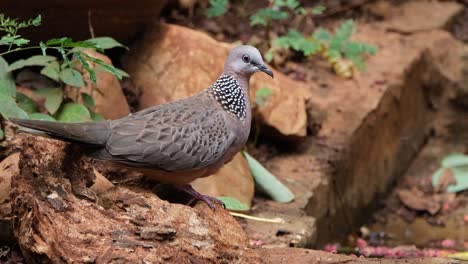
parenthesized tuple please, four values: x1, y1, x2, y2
(5, 134, 261, 263)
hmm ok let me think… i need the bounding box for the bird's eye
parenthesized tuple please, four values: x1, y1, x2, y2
(242, 55, 251, 63)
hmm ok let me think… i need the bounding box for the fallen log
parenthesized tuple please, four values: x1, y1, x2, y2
(1, 134, 262, 263)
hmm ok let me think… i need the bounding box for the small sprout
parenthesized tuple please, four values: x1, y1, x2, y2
(206, 0, 229, 18)
(311, 5, 326, 15)
(255, 87, 273, 106)
(312, 19, 378, 76)
(274, 29, 322, 56)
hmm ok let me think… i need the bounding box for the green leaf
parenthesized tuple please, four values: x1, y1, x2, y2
(442, 154, 468, 168)
(56, 102, 91, 123)
(432, 167, 468, 193)
(60, 68, 85, 87)
(274, 30, 322, 56)
(8, 55, 57, 71)
(275, 0, 300, 9)
(0, 35, 29, 47)
(81, 93, 95, 109)
(348, 56, 365, 71)
(45, 88, 63, 114)
(256, 87, 273, 98)
(0, 128, 4, 140)
(46, 37, 73, 46)
(40, 61, 60, 81)
(312, 27, 331, 43)
(90, 111, 105, 121)
(330, 19, 354, 52)
(432, 154, 468, 193)
(17, 14, 41, 28)
(31, 14, 41, 26)
(265, 50, 275, 63)
(250, 14, 268, 27)
(343, 42, 378, 59)
(0, 56, 16, 98)
(0, 94, 28, 119)
(29, 112, 56, 121)
(0, 35, 17, 45)
(74, 52, 96, 83)
(86, 37, 127, 50)
(250, 8, 288, 26)
(206, 0, 229, 18)
(16, 92, 38, 114)
(12, 37, 29, 47)
(114, 68, 129, 78)
(255, 87, 273, 106)
(88, 56, 124, 80)
(311, 5, 326, 15)
(243, 151, 294, 203)
(327, 49, 341, 60)
(217, 196, 249, 211)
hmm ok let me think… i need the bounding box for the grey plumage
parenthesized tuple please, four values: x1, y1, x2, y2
(12, 45, 273, 189)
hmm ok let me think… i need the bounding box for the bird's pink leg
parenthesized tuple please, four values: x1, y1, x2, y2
(175, 184, 224, 210)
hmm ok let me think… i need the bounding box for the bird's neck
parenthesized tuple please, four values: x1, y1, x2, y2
(208, 74, 250, 121)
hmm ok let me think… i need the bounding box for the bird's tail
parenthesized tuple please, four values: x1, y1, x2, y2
(11, 118, 111, 145)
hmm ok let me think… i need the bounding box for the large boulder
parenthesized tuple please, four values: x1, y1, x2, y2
(123, 23, 308, 140)
(368, 0, 463, 33)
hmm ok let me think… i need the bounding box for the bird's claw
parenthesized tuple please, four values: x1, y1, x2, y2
(176, 184, 224, 210)
(195, 195, 225, 210)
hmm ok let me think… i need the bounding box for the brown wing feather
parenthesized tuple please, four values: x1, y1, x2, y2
(91, 94, 236, 171)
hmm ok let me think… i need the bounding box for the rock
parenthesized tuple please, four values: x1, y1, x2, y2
(369, 0, 464, 33)
(0, 153, 19, 245)
(242, 23, 467, 248)
(191, 153, 255, 208)
(408, 31, 468, 108)
(0, 153, 19, 203)
(397, 189, 440, 215)
(0, 0, 168, 45)
(123, 23, 308, 140)
(9, 134, 262, 263)
(65, 49, 131, 119)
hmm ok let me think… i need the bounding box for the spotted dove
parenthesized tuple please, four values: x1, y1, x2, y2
(12, 45, 273, 208)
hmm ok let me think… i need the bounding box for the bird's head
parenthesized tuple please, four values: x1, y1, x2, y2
(224, 45, 274, 79)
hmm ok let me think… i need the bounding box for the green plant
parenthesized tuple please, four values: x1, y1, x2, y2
(206, 0, 229, 18)
(255, 86, 273, 106)
(250, 0, 305, 27)
(432, 154, 468, 193)
(205, 1, 378, 78)
(269, 19, 378, 77)
(314, 20, 378, 71)
(250, 0, 307, 44)
(0, 14, 128, 137)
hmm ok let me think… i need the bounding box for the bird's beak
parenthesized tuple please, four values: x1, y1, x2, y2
(257, 64, 274, 78)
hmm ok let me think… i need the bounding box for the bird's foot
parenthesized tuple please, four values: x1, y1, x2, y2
(71, 185, 97, 202)
(175, 184, 224, 210)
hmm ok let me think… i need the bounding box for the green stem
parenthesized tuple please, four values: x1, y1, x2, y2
(0, 46, 62, 57)
(7, 28, 17, 52)
(0, 46, 41, 56)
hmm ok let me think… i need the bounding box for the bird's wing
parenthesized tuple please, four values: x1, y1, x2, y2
(102, 96, 236, 171)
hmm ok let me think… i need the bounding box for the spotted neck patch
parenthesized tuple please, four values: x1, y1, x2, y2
(209, 74, 247, 120)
